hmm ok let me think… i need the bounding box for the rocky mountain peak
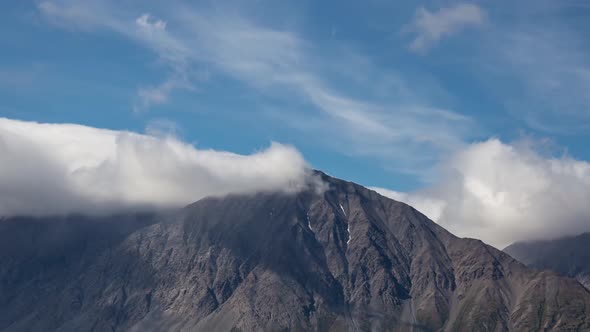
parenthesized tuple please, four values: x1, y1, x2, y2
(1, 173, 589, 331)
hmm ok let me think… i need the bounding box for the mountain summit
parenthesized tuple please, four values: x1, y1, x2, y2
(1, 172, 589, 331)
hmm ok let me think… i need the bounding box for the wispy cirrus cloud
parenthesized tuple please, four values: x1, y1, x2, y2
(134, 73, 195, 112)
(135, 13, 166, 31)
(494, 28, 590, 133)
(38, 0, 473, 174)
(404, 3, 486, 53)
(445, 1, 590, 134)
(38, 1, 197, 112)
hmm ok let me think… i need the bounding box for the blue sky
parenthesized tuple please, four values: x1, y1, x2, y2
(2, 0, 590, 193)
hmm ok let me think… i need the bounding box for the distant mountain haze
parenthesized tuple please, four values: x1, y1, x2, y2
(1, 172, 589, 331)
(505, 232, 590, 291)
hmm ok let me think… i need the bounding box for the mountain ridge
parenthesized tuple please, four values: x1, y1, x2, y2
(504, 232, 590, 291)
(1, 171, 589, 331)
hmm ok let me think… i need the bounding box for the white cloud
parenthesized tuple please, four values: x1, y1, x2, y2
(135, 75, 194, 112)
(0, 117, 311, 216)
(370, 187, 446, 223)
(135, 13, 166, 31)
(373, 139, 590, 248)
(144, 118, 181, 137)
(31, 1, 590, 246)
(405, 3, 485, 53)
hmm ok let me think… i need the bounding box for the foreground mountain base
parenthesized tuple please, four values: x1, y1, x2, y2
(1, 172, 590, 331)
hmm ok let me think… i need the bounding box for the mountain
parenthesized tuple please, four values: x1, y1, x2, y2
(504, 232, 590, 291)
(1, 172, 589, 331)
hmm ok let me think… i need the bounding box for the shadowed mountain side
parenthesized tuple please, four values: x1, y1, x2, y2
(505, 232, 590, 291)
(1, 172, 589, 331)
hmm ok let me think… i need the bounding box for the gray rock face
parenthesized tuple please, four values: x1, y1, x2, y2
(504, 232, 590, 291)
(1, 172, 590, 331)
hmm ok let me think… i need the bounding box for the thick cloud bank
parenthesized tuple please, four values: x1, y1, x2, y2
(373, 139, 590, 248)
(0, 118, 309, 216)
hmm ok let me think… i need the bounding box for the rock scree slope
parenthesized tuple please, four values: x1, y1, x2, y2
(1, 171, 589, 331)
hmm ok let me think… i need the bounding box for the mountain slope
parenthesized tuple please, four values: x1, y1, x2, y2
(505, 232, 590, 290)
(1, 172, 589, 331)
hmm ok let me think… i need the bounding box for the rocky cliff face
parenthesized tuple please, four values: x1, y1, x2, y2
(505, 232, 590, 291)
(1, 172, 589, 331)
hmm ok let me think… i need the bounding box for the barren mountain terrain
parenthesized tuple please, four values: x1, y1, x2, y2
(1, 172, 589, 331)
